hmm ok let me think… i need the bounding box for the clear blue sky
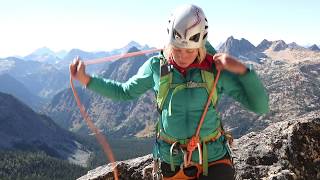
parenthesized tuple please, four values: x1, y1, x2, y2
(0, 0, 319, 57)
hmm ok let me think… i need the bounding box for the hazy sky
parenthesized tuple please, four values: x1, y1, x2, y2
(0, 0, 319, 57)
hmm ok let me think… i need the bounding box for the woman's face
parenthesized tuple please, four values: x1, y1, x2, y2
(171, 47, 198, 68)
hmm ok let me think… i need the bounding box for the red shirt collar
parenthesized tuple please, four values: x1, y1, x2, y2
(168, 54, 214, 76)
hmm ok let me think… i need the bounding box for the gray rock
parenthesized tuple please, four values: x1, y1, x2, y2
(78, 154, 153, 180)
(233, 112, 320, 179)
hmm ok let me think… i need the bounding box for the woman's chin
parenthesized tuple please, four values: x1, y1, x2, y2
(176, 62, 190, 68)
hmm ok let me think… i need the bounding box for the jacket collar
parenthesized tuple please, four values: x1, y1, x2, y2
(168, 54, 214, 76)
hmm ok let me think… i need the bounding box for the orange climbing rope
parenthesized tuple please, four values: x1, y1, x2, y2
(70, 48, 162, 180)
(186, 68, 221, 166)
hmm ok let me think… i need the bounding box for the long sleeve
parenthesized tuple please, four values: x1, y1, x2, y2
(219, 65, 269, 114)
(87, 58, 155, 101)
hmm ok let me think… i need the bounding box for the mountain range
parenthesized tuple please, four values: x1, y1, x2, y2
(44, 46, 158, 137)
(21, 41, 150, 65)
(24, 47, 63, 64)
(0, 92, 91, 166)
(0, 56, 69, 100)
(219, 37, 320, 63)
(0, 73, 43, 110)
(0, 41, 151, 101)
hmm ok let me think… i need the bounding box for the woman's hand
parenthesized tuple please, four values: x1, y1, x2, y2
(212, 53, 248, 75)
(69, 56, 91, 86)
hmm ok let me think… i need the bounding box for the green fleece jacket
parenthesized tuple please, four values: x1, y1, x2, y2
(87, 45, 269, 165)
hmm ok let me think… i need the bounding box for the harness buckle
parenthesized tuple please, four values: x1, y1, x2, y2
(172, 142, 181, 156)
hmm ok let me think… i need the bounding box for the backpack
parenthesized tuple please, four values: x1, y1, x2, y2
(156, 55, 218, 115)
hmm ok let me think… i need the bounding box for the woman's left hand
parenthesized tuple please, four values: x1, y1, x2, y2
(212, 53, 248, 75)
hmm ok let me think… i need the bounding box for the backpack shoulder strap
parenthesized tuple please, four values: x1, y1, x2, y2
(156, 56, 173, 111)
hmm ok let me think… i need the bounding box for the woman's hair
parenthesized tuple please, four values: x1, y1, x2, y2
(163, 44, 207, 63)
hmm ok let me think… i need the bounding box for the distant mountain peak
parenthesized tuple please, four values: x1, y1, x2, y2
(240, 38, 255, 46)
(270, 40, 288, 51)
(308, 44, 320, 51)
(288, 42, 298, 46)
(288, 42, 304, 50)
(24, 47, 61, 64)
(32, 47, 55, 56)
(225, 36, 235, 43)
(220, 36, 256, 55)
(228, 35, 235, 39)
(257, 39, 272, 51)
(218, 36, 267, 62)
(4, 56, 23, 61)
(68, 48, 88, 54)
(127, 46, 141, 53)
(127, 41, 141, 47)
(122, 41, 144, 52)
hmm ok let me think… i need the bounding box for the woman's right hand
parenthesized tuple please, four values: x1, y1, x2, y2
(69, 56, 91, 86)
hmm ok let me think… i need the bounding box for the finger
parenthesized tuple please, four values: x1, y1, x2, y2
(212, 53, 221, 61)
(79, 61, 85, 67)
(77, 61, 85, 72)
(214, 59, 223, 71)
(69, 63, 76, 76)
(70, 57, 81, 76)
(73, 56, 81, 64)
(77, 61, 85, 76)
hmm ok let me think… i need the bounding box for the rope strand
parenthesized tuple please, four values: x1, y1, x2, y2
(70, 48, 161, 180)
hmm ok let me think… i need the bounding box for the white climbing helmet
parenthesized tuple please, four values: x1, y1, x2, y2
(167, 4, 208, 49)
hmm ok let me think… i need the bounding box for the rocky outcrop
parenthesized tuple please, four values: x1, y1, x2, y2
(233, 111, 320, 180)
(78, 111, 320, 179)
(78, 154, 153, 180)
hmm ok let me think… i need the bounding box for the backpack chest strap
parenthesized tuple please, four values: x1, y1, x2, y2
(168, 81, 208, 116)
(170, 81, 207, 89)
